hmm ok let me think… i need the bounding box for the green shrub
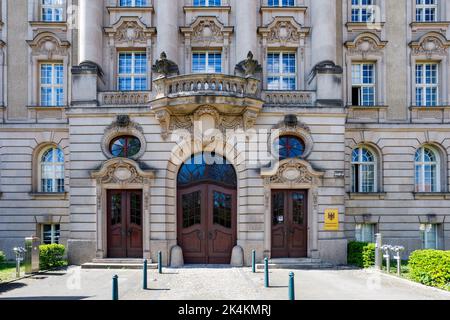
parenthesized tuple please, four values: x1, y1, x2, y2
(0, 251, 5, 264)
(362, 243, 376, 268)
(408, 250, 450, 289)
(347, 241, 376, 268)
(39, 244, 66, 270)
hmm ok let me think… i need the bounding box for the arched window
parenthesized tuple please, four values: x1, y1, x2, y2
(352, 147, 376, 193)
(415, 146, 440, 192)
(277, 135, 305, 161)
(110, 136, 142, 158)
(40, 147, 64, 193)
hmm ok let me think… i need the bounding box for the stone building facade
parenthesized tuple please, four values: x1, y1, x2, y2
(0, 0, 449, 265)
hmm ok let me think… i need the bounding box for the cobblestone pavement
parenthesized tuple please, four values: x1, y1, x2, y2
(0, 265, 449, 300)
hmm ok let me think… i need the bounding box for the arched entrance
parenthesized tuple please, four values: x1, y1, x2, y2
(177, 153, 237, 264)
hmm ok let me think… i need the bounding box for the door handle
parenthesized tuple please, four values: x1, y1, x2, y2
(196, 230, 204, 240)
(208, 231, 217, 240)
(127, 229, 133, 236)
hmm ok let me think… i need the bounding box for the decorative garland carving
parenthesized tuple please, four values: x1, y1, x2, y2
(27, 32, 70, 59)
(258, 17, 309, 47)
(92, 158, 155, 187)
(105, 17, 155, 47)
(345, 33, 387, 59)
(410, 32, 450, 58)
(261, 159, 324, 188)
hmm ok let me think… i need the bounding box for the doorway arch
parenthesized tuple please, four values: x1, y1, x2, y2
(177, 153, 237, 264)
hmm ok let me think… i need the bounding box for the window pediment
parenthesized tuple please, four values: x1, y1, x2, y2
(27, 32, 70, 59)
(104, 17, 156, 46)
(261, 159, 324, 186)
(181, 16, 233, 46)
(91, 158, 155, 186)
(410, 32, 450, 57)
(345, 32, 387, 57)
(258, 17, 310, 46)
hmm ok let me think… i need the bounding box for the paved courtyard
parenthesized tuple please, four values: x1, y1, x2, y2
(0, 266, 449, 300)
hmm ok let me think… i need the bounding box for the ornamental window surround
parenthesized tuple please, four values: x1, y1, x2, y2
(415, 62, 439, 106)
(267, 52, 297, 90)
(351, 147, 377, 193)
(40, 0, 65, 22)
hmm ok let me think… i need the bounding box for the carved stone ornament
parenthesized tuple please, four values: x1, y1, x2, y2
(259, 17, 309, 46)
(235, 51, 263, 77)
(410, 32, 450, 58)
(105, 17, 155, 47)
(27, 32, 70, 59)
(272, 115, 314, 158)
(181, 17, 234, 47)
(345, 33, 387, 59)
(152, 52, 180, 76)
(261, 159, 324, 186)
(91, 158, 155, 186)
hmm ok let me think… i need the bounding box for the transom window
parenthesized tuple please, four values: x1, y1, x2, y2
(420, 223, 438, 249)
(192, 52, 222, 73)
(119, 0, 148, 6)
(110, 136, 142, 158)
(276, 136, 305, 161)
(40, 63, 64, 106)
(118, 52, 147, 91)
(267, 52, 296, 90)
(40, 147, 65, 193)
(415, 63, 439, 106)
(42, 224, 60, 244)
(351, 0, 374, 22)
(268, 0, 295, 6)
(415, 146, 440, 192)
(355, 223, 375, 242)
(41, 0, 64, 22)
(416, 0, 437, 22)
(193, 0, 221, 6)
(352, 63, 375, 106)
(352, 147, 376, 193)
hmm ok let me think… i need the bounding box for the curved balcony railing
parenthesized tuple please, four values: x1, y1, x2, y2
(153, 74, 260, 100)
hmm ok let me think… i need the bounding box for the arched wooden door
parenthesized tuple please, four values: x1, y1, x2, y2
(177, 153, 237, 264)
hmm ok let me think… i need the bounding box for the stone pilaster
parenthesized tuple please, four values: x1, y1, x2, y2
(79, 0, 103, 66)
(155, 0, 179, 64)
(236, 0, 258, 62)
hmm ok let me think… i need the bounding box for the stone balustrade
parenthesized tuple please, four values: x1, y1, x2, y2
(100, 91, 151, 106)
(153, 74, 260, 100)
(262, 90, 316, 106)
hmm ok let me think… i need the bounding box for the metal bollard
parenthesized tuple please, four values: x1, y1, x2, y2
(112, 275, 119, 300)
(143, 259, 148, 290)
(158, 251, 162, 274)
(252, 250, 256, 273)
(288, 272, 295, 301)
(264, 257, 269, 288)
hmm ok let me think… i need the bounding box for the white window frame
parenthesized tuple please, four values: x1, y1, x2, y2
(42, 224, 61, 245)
(39, 62, 64, 107)
(192, 51, 223, 74)
(415, 146, 440, 193)
(355, 223, 376, 242)
(351, 0, 375, 22)
(267, 51, 297, 90)
(117, 51, 148, 91)
(267, 0, 295, 7)
(193, 0, 222, 6)
(41, 0, 65, 22)
(119, 0, 148, 7)
(39, 147, 65, 193)
(351, 62, 376, 106)
(415, 0, 438, 22)
(415, 62, 439, 106)
(351, 147, 377, 193)
(420, 223, 438, 249)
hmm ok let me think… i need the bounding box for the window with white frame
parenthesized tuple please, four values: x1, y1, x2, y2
(355, 223, 375, 242)
(267, 52, 296, 90)
(119, 0, 148, 6)
(193, 0, 221, 6)
(420, 223, 438, 249)
(268, 0, 295, 6)
(415, 63, 439, 106)
(40, 147, 65, 193)
(351, 0, 375, 22)
(416, 0, 437, 22)
(352, 63, 375, 106)
(415, 146, 440, 192)
(40, 62, 64, 106)
(42, 224, 61, 244)
(352, 147, 376, 193)
(41, 0, 65, 22)
(118, 52, 147, 91)
(192, 52, 222, 73)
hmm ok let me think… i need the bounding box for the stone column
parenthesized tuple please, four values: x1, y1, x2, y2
(235, 0, 258, 62)
(79, 0, 103, 66)
(155, 0, 179, 63)
(311, 0, 337, 66)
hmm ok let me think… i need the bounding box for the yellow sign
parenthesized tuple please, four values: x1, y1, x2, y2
(324, 209, 339, 231)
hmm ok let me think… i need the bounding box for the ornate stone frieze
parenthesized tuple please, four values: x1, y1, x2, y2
(345, 32, 387, 58)
(261, 159, 324, 187)
(235, 51, 263, 78)
(181, 16, 233, 47)
(27, 32, 70, 59)
(105, 17, 155, 47)
(258, 17, 310, 47)
(91, 158, 155, 186)
(410, 32, 450, 58)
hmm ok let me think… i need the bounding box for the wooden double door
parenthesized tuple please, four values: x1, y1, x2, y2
(177, 184, 237, 264)
(271, 190, 308, 258)
(107, 190, 143, 258)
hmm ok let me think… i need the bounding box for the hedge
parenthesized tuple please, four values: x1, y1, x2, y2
(409, 250, 450, 290)
(347, 241, 376, 268)
(0, 251, 5, 264)
(39, 244, 66, 270)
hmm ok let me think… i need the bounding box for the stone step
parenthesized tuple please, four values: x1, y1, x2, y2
(91, 258, 152, 264)
(81, 262, 158, 270)
(255, 263, 335, 270)
(269, 258, 322, 264)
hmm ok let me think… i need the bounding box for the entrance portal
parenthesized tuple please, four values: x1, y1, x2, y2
(177, 153, 237, 264)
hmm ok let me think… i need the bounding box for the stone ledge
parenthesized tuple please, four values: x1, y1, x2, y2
(413, 192, 450, 200)
(348, 192, 387, 200)
(345, 21, 385, 32)
(410, 21, 450, 32)
(346, 105, 388, 123)
(183, 5, 231, 13)
(410, 105, 450, 123)
(260, 6, 307, 13)
(29, 192, 68, 200)
(29, 21, 68, 31)
(106, 6, 154, 14)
